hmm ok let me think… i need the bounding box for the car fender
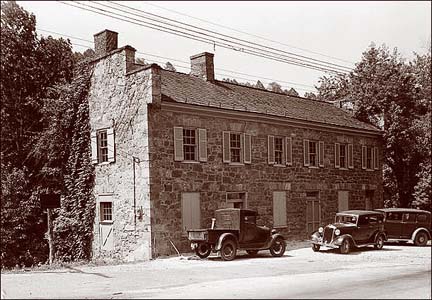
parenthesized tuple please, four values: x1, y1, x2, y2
(411, 227, 431, 241)
(214, 233, 238, 251)
(311, 231, 321, 242)
(333, 234, 354, 247)
(270, 233, 285, 244)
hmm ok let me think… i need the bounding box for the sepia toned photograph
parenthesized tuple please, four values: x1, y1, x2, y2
(1, 1, 431, 299)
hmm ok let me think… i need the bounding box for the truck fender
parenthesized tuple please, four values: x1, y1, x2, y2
(334, 234, 354, 247)
(411, 227, 431, 241)
(270, 233, 285, 244)
(214, 233, 238, 251)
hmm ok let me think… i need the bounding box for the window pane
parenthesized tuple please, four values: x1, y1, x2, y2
(183, 129, 197, 161)
(100, 202, 112, 222)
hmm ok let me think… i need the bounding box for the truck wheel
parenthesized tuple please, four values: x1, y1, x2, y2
(414, 232, 428, 246)
(220, 240, 237, 261)
(340, 239, 350, 254)
(374, 234, 384, 250)
(270, 237, 286, 257)
(312, 244, 320, 252)
(195, 243, 211, 258)
(246, 250, 259, 256)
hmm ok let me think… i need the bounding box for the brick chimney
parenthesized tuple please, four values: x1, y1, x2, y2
(190, 52, 214, 82)
(94, 29, 118, 57)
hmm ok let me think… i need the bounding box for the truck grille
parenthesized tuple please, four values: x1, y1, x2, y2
(188, 231, 206, 241)
(323, 227, 334, 243)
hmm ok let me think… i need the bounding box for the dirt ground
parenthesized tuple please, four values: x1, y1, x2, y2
(1, 241, 431, 299)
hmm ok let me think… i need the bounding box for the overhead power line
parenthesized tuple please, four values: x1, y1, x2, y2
(107, 1, 353, 71)
(57, 1, 350, 75)
(36, 27, 317, 91)
(142, 1, 355, 66)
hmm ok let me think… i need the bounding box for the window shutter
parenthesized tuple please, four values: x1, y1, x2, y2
(286, 137, 292, 166)
(107, 128, 115, 163)
(348, 144, 354, 169)
(240, 133, 245, 163)
(319, 141, 324, 167)
(244, 134, 252, 164)
(91, 131, 98, 164)
(222, 131, 230, 163)
(362, 146, 367, 170)
(281, 137, 286, 165)
(268, 135, 275, 165)
(198, 128, 207, 162)
(173, 127, 184, 161)
(374, 147, 379, 170)
(335, 143, 340, 168)
(303, 139, 310, 166)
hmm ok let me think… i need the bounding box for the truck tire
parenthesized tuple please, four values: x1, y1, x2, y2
(269, 237, 286, 257)
(195, 243, 211, 258)
(220, 239, 237, 261)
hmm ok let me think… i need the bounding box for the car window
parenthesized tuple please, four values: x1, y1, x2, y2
(403, 213, 416, 222)
(335, 215, 357, 224)
(387, 212, 402, 221)
(417, 214, 428, 223)
(244, 215, 256, 224)
(369, 216, 380, 225)
(358, 216, 368, 226)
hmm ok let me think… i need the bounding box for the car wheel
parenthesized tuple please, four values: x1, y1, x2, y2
(340, 239, 350, 254)
(195, 243, 211, 258)
(220, 239, 237, 261)
(414, 232, 429, 246)
(269, 237, 286, 257)
(246, 250, 259, 256)
(312, 244, 320, 252)
(374, 234, 384, 250)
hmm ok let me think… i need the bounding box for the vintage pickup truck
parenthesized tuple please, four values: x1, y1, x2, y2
(187, 208, 286, 261)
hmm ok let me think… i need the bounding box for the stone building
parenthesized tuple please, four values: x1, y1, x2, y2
(88, 29, 383, 262)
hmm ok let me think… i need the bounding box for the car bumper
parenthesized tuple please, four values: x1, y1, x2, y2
(311, 236, 344, 248)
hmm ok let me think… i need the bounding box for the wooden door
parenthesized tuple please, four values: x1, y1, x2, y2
(338, 191, 349, 212)
(181, 193, 201, 233)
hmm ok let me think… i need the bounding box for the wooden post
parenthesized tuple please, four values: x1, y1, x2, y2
(47, 208, 54, 265)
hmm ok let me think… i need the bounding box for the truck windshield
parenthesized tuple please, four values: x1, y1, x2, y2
(335, 215, 357, 224)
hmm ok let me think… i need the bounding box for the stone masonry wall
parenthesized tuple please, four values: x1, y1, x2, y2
(148, 105, 383, 257)
(88, 50, 156, 262)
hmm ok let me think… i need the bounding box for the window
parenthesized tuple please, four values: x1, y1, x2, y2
(362, 146, 378, 170)
(91, 128, 115, 164)
(268, 136, 292, 166)
(183, 129, 197, 161)
(335, 143, 353, 169)
(387, 212, 402, 221)
(174, 127, 207, 162)
(226, 192, 247, 208)
(304, 139, 324, 168)
(100, 202, 113, 222)
(366, 147, 372, 169)
(417, 214, 427, 222)
(222, 131, 251, 164)
(403, 213, 416, 223)
(230, 133, 241, 163)
(309, 141, 317, 167)
(274, 137, 283, 164)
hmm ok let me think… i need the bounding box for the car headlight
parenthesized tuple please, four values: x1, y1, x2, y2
(335, 229, 341, 236)
(318, 227, 324, 233)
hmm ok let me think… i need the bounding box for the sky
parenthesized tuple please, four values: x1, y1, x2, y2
(19, 1, 431, 96)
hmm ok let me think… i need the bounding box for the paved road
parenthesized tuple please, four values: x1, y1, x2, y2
(1, 243, 431, 299)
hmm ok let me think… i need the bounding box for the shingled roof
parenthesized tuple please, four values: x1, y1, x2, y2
(159, 69, 380, 133)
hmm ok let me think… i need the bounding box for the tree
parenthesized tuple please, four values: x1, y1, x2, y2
(304, 92, 317, 100)
(315, 43, 430, 208)
(164, 61, 176, 72)
(285, 88, 299, 97)
(267, 81, 283, 93)
(1, 1, 75, 267)
(255, 80, 265, 90)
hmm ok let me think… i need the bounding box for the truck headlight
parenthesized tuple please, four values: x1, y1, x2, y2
(335, 229, 341, 236)
(318, 227, 324, 233)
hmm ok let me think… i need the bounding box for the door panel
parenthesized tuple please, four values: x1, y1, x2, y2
(181, 193, 201, 233)
(384, 212, 403, 238)
(100, 223, 113, 250)
(338, 191, 349, 212)
(401, 213, 417, 238)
